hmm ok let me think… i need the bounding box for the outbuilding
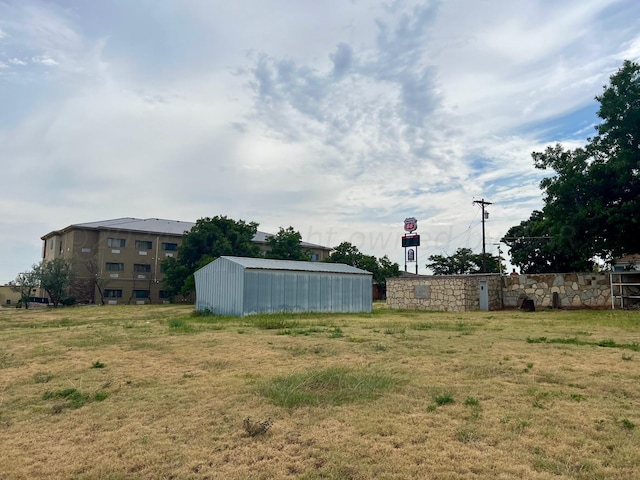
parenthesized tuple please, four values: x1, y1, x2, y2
(194, 256, 373, 316)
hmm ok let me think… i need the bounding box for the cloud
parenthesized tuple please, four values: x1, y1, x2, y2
(32, 55, 58, 66)
(330, 43, 353, 78)
(1, 0, 640, 282)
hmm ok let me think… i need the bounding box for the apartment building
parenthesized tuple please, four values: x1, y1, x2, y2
(41, 218, 332, 305)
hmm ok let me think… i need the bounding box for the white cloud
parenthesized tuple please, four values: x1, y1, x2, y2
(32, 55, 58, 66)
(0, 0, 640, 281)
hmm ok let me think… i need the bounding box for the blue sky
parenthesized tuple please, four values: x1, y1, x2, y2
(1, 0, 640, 282)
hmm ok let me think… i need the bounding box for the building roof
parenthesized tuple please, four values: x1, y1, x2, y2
(215, 256, 372, 275)
(71, 217, 195, 235)
(614, 254, 640, 264)
(41, 217, 331, 250)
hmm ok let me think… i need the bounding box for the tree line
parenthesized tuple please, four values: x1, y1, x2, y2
(162, 216, 401, 299)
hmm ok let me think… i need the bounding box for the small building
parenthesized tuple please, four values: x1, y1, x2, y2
(194, 256, 373, 316)
(387, 274, 502, 312)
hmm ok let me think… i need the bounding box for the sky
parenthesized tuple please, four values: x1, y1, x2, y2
(1, 0, 640, 283)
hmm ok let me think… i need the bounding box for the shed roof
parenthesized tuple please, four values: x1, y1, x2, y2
(215, 256, 372, 275)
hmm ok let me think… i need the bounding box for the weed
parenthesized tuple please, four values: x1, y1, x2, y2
(384, 328, 405, 335)
(169, 318, 186, 328)
(243, 417, 273, 436)
(328, 327, 344, 338)
(91, 360, 105, 369)
(251, 315, 298, 330)
(93, 391, 109, 402)
(43, 388, 88, 410)
(464, 396, 479, 407)
(570, 393, 585, 402)
(426, 404, 437, 412)
(374, 343, 388, 352)
(435, 393, 454, 406)
(620, 418, 635, 430)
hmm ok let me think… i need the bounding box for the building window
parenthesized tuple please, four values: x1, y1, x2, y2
(133, 289, 149, 298)
(49, 239, 54, 250)
(106, 262, 125, 272)
(133, 264, 151, 272)
(104, 289, 123, 298)
(135, 240, 152, 250)
(310, 253, 319, 261)
(107, 238, 126, 248)
(159, 290, 169, 299)
(163, 242, 178, 251)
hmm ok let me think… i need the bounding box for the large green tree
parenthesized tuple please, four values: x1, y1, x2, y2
(505, 60, 640, 271)
(265, 227, 310, 260)
(502, 210, 593, 273)
(162, 216, 260, 298)
(426, 248, 503, 275)
(325, 242, 401, 289)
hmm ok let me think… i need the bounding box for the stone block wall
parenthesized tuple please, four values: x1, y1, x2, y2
(386, 275, 502, 311)
(503, 273, 610, 308)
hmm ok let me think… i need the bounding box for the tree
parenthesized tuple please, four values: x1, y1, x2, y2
(11, 268, 40, 308)
(265, 227, 310, 260)
(426, 248, 503, 275)
(325, 242, 401, 289)
(506, 60, 640, 271)
(501, 210, 593, 273)
(162, 216, 261, 298)
(38, 258, 75, 307)
(83, 257, 112, 305)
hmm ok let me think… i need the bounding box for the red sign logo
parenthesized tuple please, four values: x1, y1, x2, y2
(404, 217, 417, 233)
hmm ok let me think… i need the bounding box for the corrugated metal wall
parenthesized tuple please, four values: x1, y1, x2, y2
(194, 258, 245, 315)
(243, 270, 371, 315)
(195, 257, 372, 316)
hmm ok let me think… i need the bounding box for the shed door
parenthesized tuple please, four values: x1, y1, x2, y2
(479, 280, 488, 311)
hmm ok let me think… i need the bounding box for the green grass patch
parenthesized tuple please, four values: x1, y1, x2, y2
(527, 336, 639, 351)
(43, 388, 89, 410)
(413, 321, 476, 333)
(259, 366, 399, 408)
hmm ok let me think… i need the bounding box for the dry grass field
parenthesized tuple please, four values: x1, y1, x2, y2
(1, 304, 639, 479)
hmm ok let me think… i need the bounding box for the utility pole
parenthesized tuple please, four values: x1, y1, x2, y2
(473, 198, 492, 273)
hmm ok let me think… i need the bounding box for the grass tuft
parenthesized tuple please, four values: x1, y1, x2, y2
(259, 366, 398, 408)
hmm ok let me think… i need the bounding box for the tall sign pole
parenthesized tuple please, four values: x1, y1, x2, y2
(472, 199, 492, 273)
(402, 218, 420, 275)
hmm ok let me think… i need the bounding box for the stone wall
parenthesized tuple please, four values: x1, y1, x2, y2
(387, 273, 612, 311)
(386, 275, 502, 311)
(503, 273, 611, 308)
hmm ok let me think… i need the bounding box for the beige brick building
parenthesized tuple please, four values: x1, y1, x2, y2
(41, 218, 331, 305)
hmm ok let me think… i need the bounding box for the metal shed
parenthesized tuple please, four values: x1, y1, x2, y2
(194, 256, 373, 316)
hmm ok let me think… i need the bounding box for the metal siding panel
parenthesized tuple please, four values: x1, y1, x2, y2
(244, 271, 259, 314)
(283, 272, 297, 311)
(308, 273, 321, 310)
(297, 273, 309, 311)
(271, 272, 285, 312)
